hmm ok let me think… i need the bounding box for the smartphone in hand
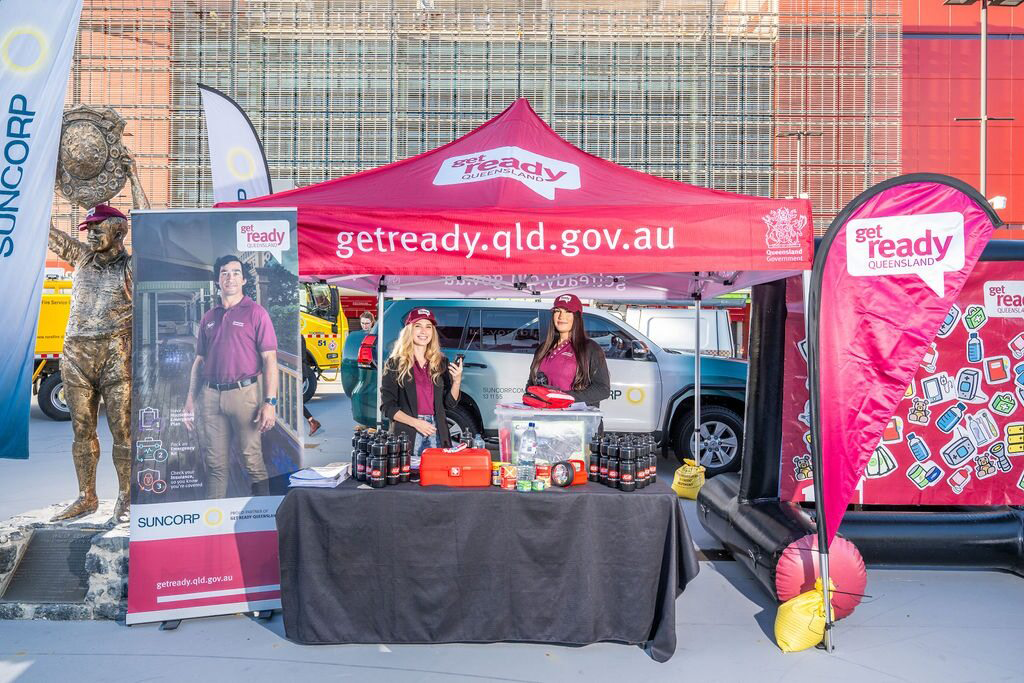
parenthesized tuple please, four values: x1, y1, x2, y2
(455, 353, 465, 366)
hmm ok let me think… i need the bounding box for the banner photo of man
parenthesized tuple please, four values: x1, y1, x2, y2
(127, 208, 300, 625)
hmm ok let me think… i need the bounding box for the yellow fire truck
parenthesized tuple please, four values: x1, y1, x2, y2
(299, 281, 348, 401)
(33, 278, 72, 420)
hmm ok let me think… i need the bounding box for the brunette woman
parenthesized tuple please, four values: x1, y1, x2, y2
(381, 308, 463, 461)
(526, 294, 610, 407)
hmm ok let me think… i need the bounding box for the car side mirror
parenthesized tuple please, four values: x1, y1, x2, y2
(631, 340, 650, 360)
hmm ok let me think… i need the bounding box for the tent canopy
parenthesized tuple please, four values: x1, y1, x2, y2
(223, 98, 812, 295)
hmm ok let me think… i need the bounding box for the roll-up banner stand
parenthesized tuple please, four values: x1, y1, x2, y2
(127, 208, 300, 624)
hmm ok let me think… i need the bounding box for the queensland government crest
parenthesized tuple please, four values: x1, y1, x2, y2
(763, 207, 808, 262)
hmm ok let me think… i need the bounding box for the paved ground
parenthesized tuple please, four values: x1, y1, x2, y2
(3, 378, 1024, 682)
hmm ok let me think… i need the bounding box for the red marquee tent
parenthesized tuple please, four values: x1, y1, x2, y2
(223, 98, 813, 291)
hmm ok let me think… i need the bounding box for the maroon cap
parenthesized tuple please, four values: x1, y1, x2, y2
(77, 204, 127, 230)
(552, 293, 583, 314)
(405, 307, 437, 326)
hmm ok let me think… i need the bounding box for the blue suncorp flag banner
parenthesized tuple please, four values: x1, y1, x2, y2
(0, 0, 84, 460)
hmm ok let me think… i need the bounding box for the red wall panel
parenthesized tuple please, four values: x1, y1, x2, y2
(903, 36, 1024, 225)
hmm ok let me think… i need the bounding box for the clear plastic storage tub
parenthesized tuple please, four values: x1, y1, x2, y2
(495, 403, 603, 467)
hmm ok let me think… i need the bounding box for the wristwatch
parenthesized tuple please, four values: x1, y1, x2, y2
(264, 397, 277, 406)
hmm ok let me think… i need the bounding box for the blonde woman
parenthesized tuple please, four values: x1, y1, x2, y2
(380, 308, 463, 463)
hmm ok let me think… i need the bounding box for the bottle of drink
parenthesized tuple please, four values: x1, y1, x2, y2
(518, 422, 538, 481)
(369, 438, 388, 489)
(967, 332, 983, 363)
(619, 443, 637, 492)
(399, 433, 411, 483)
(906, 432, 929, 462)
(355, 428, 371, 482)
(588, 434, 601, 482)
(386, 435, 401, 486)
(647, 434, 658, 484)
(472, 433, 486, 451)
(636, 436, 649, 488)
(351, 427, 363, 481)
(599, 434, 610, 486)
(607, 437, 621, 488)
(936, 402, 967, 433)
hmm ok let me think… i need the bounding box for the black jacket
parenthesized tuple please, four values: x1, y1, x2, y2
(381, 356, 458, 447)
(527, 338, 611, 407)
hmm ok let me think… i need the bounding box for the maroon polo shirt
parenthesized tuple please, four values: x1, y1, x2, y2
(538, 341, 577, 392)
(196, 296, 278, 383)
(412, 361, 435, 416)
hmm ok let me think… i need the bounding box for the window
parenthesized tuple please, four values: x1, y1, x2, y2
(584, 314, 637, 361)
(463, 309, 481, 350)
(431, 307, 469, 350)
(472, 309, 541, 354)
(301, 283, 334, 322)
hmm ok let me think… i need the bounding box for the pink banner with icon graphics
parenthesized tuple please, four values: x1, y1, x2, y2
(811, 179, 997, 544)
(790, 257, 1024, 508)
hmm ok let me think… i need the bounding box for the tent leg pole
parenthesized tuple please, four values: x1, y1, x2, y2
(376, 279, 385, 430)
(804, 268, 835, 652)
(693, 291, 701, 466)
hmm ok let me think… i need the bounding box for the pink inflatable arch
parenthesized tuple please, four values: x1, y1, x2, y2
(775, 534, 867, 620)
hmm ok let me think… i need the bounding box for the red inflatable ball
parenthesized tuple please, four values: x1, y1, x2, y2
(775, 534, 867, 620)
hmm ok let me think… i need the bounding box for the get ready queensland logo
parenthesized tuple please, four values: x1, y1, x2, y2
(236, 219, 290, 263)
(846, 211, 965, 296)
(984, 281, 1024, 317)
(432, 146, 581, 200)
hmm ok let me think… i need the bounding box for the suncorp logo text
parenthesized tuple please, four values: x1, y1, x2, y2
(432, 146, 580, 200)
(0, 95, 36, 258)
(137, 513, 200, 528)
(845, 211, 965, 296)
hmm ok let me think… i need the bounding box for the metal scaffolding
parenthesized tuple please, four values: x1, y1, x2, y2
(56, 0, 900, 237)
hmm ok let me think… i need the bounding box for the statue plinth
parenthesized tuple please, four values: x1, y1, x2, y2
(0, 502, 128, 620)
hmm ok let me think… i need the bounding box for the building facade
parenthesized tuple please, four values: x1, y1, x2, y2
(51, 0, 902, 258)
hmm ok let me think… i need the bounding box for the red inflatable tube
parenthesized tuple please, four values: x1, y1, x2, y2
(775, 534, 867, 620)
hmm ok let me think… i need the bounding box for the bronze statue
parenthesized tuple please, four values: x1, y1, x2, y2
(49, 104, 150, 524)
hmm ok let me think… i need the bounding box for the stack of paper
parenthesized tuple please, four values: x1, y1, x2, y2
(289, 462, 350, 488)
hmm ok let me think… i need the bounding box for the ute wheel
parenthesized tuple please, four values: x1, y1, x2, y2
(446, 403, 482, 444)
(302, 363, 318, 403)
(38, 372, 72, 421)
(673, 404, 744, 477)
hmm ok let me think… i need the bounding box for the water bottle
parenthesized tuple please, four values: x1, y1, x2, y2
(588, 434, 601, 482)
(936, 402, 967, 433)
(967, 333, 983, 363)
(518, 423, 538, 481)
(647, 433, 658, 484)
(472, 433, 486, 451)
(906, 432, 929, 462)
(399, 433, 411, 483)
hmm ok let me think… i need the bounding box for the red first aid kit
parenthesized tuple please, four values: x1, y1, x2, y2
(522, 385, 575, 409)
(419, 447, 492, 487)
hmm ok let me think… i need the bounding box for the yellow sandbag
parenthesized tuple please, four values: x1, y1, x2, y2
(775, 578, 834, 653)
(671, 459, 705, 499)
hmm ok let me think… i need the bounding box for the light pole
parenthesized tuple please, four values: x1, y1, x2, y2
(777, 131, 822, 198)
(943, 0, 1019, 197)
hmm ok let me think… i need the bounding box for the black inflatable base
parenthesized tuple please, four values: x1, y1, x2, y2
(831, 507, 1024, 577)
(698, 474, 1024, 601)
(697, 473, 814, 599)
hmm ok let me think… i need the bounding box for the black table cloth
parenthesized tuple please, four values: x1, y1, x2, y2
(276, 479, 699, 661)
